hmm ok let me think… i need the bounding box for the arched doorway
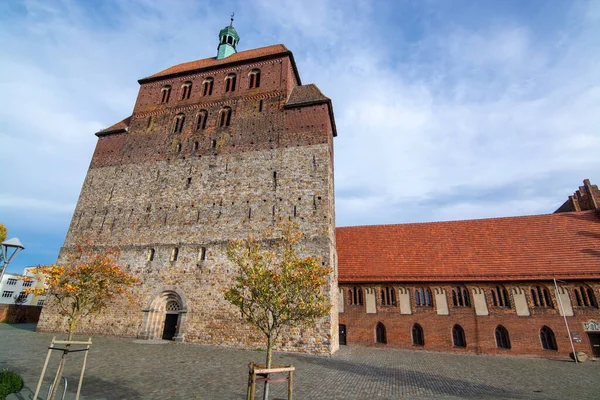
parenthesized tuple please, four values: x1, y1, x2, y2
(138, 287, 187, 341)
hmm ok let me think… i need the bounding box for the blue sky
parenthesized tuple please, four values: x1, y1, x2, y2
(1, 0, 599, 273)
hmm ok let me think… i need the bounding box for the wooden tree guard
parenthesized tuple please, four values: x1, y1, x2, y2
(247, 362, 294, 400)
(33, 336, 92, 400)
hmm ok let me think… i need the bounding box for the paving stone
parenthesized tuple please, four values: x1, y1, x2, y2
(1, 323, 599, 399)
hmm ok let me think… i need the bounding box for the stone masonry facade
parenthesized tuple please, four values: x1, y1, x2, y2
(37, 43, 339, 355)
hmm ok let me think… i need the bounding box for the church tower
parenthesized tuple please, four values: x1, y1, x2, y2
(38, 22, 339, 354)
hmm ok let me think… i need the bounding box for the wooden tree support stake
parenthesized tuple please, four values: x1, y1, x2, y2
(247, 361, 294, 400)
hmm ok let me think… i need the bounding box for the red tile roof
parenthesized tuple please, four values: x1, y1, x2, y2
(139, 44, 294, 82)
(96, 116, 131, 137)
(336, 210, 600, 282)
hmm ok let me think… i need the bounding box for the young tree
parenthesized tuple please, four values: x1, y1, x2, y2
(24, 239, 139, 339)
(23, 238, 139, 400)
(0, 223, 7, 263)
(225, 223, 331, 399)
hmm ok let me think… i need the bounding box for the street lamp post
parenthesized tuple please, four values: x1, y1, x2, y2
(0, 237, 25, 285)
(553, 278, 578, 364)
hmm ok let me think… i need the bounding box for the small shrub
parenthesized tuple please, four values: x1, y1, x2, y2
(0, 369, 24, 400)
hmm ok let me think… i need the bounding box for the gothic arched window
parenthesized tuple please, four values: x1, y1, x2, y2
(412, 324, 424, 346)
(491, 286, 511, 308)
(380, 286, 396, 306)
(249, 69, 261, 89)
(495, 325, 511, 349)
(348, 287, 363, 306)
(540, 326, 557, 350)
(452, 286, 471, 307)
(415, 287, 432, 307)
(376, 322, 387, 344)
(452, 325, 466, 348)
(575, 285, 598, 308)
(531, 285, 553, 308)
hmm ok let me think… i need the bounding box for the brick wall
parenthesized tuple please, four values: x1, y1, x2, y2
(0, 304, 42, 324)
(339, 282, 600, 359)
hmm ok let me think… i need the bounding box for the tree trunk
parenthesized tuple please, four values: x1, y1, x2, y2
(263, 335, 273, 400)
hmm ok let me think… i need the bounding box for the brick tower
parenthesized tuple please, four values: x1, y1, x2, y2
(38, 21, 339, 355)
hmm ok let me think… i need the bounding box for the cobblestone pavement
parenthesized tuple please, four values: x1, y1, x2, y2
(1, 324, 599, 399)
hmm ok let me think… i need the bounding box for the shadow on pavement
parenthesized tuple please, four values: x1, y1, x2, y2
(287, 353, 529, 399)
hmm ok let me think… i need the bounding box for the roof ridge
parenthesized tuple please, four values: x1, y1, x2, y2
(336, 209, 598, 230)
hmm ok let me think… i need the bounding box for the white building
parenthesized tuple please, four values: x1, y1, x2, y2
(0, 267, 46, 306)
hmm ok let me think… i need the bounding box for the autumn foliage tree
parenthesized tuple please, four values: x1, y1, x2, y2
(24, 238, 139, 340)
(225, 223, 331, 398)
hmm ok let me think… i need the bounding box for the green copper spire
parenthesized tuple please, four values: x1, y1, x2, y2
(217, 13, 240, 59)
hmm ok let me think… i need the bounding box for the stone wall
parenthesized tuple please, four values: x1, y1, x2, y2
(38, 51, 338, 355)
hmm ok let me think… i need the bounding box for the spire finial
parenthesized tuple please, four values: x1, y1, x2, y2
(230, 12, 235, 27)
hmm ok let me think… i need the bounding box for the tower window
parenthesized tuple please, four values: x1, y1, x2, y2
(180, 81, 192, 100)
(202, 78, 214, 96)
(196, 110, 208, 130)
(225, 73, 237, 92)
(171, 247, 179, 262)
(185, 177, 192, 189)
(147, 248, 155, 261)
(259, 100, 263, 112)
(218, 107, 232, 127)
(198, 247, 206, 261)
(211, 139, 217, 149)
(249, 69, 261, 89)
(173, 114, 185, 133)
(160, 85, 171, 103)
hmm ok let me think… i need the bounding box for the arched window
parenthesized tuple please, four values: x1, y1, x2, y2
(218, 107, 232, 127)
(173, 114, 185, 133)
(380, 286, 396, 306)
(452, 325, 466, 348)
(225, 73, 237, 92)
(491, 286, 511, 308)
(180, 81, 192, 100)
(495, 325, 511, 349)
(575, 285, 598, 308)
(452, 286, 471, 307)
(160, 85, 171, 103)
(196, 110, 208, 130)
(376, 322, 387, 344)
(540, 326, 557, 351)
(531, 285, 553, 308)
(412, 324, 424, 346)
(415, 287, 432, 307)
(348, 287, 363, 306)
(202, 78, 214, 96)
(248, 69, 261, 89)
